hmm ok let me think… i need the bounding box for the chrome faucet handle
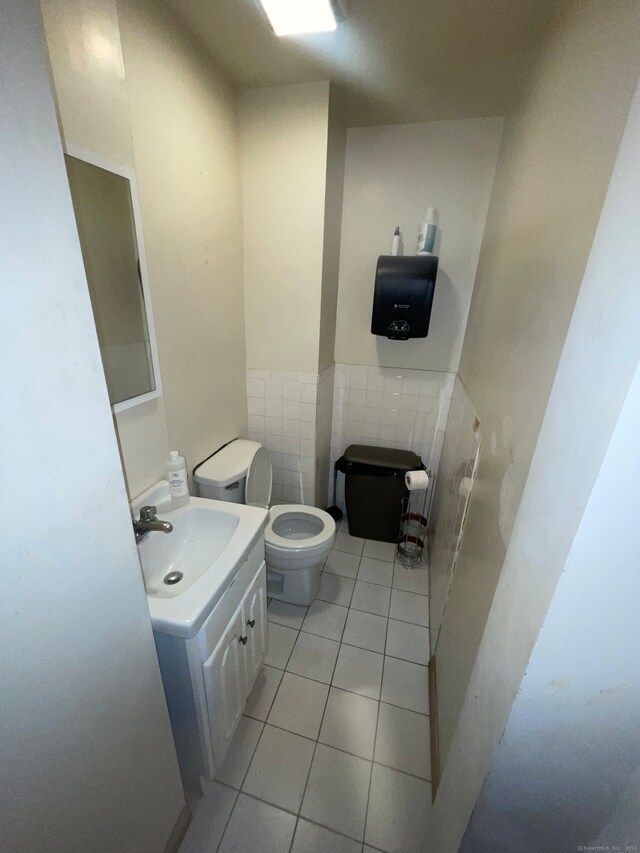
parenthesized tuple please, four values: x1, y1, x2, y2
(139, 505, 157, 523)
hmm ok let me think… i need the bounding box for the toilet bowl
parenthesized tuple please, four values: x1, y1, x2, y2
(194, 440, 335, 605)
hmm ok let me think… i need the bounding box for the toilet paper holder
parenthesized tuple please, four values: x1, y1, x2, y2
(397, 469, 431, 568)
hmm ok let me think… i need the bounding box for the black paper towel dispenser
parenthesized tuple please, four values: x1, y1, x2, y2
(371, 255, 438, 340)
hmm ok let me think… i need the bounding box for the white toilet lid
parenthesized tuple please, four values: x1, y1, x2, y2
(245, 446, 273, 508)
(266, 504, 335, 550)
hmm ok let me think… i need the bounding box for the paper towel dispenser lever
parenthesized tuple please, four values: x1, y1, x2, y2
(371, 255, 438, 340)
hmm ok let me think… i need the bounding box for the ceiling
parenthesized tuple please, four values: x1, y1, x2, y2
(164, 0, 560, 126)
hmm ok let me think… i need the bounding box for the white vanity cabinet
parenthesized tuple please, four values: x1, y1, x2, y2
(153, 536, 268, 793)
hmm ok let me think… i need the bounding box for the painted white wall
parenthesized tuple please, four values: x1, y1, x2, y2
(0, 3, 184, 850)
(42, 0, 248, 498)
(118, 0, 247, 488)
(334, 117, 503, 372)
(240, 82, 331, 375)
(433, 0, 640, 773)
(430, 69, 640, 852)
(461, 360, 640, 851)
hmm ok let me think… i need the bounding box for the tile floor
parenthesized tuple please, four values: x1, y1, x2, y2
(179, 523, 432, 853)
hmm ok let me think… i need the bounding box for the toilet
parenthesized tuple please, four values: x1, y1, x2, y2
(194, 439, 335, 605)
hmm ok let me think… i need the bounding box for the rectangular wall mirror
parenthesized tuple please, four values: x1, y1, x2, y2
(64, 147, 162, 412)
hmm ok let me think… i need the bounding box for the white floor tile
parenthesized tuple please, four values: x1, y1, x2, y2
(351, 580, 391, 617)
(268, 599, 308, 630)
(365, 764, 431, 853)
(301, 744, 371, 841)
(178, 781, 237, 853)
(389, 589, 429, 627)
(319, 687, 379, 759)
(386, 620, 430, 665)
(318, 573, 355, 607)
(218, 793, 296, 853)
(242, 724, 314, 812)
(334, 530, 366, 555)
(291, 818, 362, 853)
(244, 665, 283, 721)
(381, 657, 430, 715)
(267, 672, 329, 739)
(363, 539, 397, 562)
(287, 631, 340, 683)
(324, 549, 361, 578)
(358, 556, 394, 587)
(332, 645, 384, 700)
(263, 622, 298, 669)
(374, 703, 430, 779)
(342, 609, 387, 654)
(392, 564, 429, 596)
(302, 599, 348, 641)
(215, 716, 263, 789)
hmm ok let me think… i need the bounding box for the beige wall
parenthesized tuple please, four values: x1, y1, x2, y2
(2, 3, 184, 849)
(42, 0, 247, 498)
(118, 0, 247, 490)
(240, 82, 331, 375)
(433, 0, 640, 816)
(334, 118, 503, 371)
(318, 94, 346, 372)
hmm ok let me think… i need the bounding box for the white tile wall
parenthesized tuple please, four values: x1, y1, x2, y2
(247, 369, 319, 505)
(427, 376, 481, 654)
(315, 365, 334, 508)
(330, 363, 455, 513)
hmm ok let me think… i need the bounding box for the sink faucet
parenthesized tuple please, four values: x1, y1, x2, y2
(133, 505, 173, 543)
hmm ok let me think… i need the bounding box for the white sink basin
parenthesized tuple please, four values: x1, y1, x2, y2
(132, 481, 268, 638)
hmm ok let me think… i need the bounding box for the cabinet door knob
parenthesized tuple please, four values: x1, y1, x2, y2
(247, 619, 256, 628)
(239, 635, 248, 645)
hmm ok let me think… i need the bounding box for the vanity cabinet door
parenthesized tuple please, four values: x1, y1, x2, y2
(242, 562, 268, 696)
(202, 605, 246, 767)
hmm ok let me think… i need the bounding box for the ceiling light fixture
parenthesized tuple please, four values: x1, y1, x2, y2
(257, 0, 338, 37)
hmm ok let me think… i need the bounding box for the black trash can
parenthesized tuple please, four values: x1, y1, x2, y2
(336, 445, 423, 543)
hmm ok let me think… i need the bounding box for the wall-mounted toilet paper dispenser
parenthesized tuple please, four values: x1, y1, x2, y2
(371, 255, 438, 340)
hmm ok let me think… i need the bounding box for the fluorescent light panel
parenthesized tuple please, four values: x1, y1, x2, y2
(258, 0, 337, 36)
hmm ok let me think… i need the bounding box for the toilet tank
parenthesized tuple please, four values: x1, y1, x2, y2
(194, 439, 261, 504)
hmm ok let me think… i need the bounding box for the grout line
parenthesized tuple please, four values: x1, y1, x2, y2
(213, 784, 239, 853)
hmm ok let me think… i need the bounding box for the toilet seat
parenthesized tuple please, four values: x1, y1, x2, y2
(266, 504, 335, 553)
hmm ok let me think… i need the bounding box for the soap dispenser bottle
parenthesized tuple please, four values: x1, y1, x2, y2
(167, 450, 189, 508)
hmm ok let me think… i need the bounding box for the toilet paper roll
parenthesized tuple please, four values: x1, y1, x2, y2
(459, 476, 473, 498)
(405, 470, 429, 491)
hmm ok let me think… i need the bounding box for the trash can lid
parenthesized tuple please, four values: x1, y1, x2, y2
(343, 444, 422, 472)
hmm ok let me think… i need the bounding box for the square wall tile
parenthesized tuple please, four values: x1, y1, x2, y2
(301, 744, 371, 841)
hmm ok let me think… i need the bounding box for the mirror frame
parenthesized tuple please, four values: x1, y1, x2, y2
(64, 143, 163, 414)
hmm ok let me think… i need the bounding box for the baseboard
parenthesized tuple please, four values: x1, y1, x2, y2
(428, 655, 441, 801)
(163, 804, 192, 853)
